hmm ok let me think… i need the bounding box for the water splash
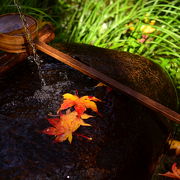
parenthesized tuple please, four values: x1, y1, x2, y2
(28, 55, 46, 86)
(13, 0, 37, 60)
(13, 0, 46, 86)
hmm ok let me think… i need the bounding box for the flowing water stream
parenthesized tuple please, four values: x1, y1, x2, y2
(13, 0, 46, 86)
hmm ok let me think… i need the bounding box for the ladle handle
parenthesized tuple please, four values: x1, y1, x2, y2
(36, 41, 180, 124)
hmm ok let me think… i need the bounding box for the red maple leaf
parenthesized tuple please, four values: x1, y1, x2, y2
(57, 93, 101, 117)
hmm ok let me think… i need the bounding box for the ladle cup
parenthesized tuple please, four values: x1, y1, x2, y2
(0, 13, 38, 53)
(0, 13, 179, 123)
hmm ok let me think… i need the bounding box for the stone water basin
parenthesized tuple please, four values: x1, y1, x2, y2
(0, 44, 178, 180)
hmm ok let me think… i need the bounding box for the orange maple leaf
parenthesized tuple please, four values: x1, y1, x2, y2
(57, 93, 101, 116)
(159, 163, 180, 179)
(42, 110, 93, 143)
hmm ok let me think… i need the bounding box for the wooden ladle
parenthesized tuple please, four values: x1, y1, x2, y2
(0, 13, 179, 123)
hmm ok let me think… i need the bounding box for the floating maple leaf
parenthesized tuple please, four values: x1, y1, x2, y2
(57, 93, 101, 116)
(159, 163, 180, 179)
(42, 110, 93, 143)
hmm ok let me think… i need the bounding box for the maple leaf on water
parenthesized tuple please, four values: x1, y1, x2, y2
(57, 93, 101, 116)
(42, 110, 93, 143)
(159, 163, 180, 179)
